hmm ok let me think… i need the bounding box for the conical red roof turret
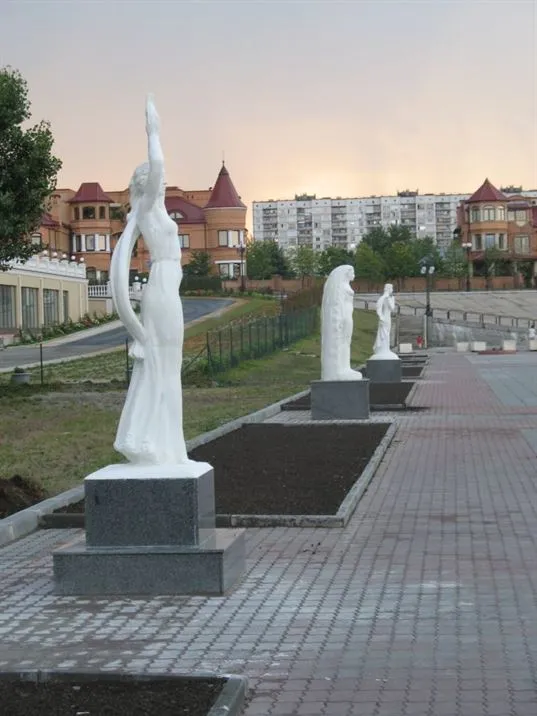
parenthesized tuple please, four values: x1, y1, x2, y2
(205, 162, 246, 209)
(466, 179, 507, 203)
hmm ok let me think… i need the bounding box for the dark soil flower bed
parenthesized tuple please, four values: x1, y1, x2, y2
(402, 365, 423, 377)
(0, 676, 225, 716)
(51, 423, 390, 520)
(190, 423, 390, 515)
(0, 475, 47, 519)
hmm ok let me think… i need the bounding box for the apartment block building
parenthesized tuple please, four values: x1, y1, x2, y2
(253, 187, 537, 254)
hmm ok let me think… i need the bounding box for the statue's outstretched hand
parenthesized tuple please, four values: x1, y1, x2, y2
(145, 94, 160, 136)
(129, 339, 145, 361)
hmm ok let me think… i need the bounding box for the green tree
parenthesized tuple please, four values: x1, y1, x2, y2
(384, 241, 417, 284)
(246, 241, 275, 279)
(353, 241, 386, 282)
(441, 242, 467, 278)
(268, 240, 292, 277)
(318, 246, 352, 276)
(183, 249, 211, 276)
(0, 66, 62, 269)
(288, 245, 319, 283)
(362, 224, 413, 256)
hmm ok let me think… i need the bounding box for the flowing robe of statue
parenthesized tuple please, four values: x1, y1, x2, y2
(371, 283, 399, 360)
(320, 264, 362, 381)
(110, 95, 189, 466)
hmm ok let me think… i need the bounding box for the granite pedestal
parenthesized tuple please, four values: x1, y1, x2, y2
(311, 379, 370, 420)
(366, 359, 402, 383)
(53, 463, 245, 596)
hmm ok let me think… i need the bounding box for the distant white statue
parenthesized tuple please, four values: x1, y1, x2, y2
(321, 265, 362, 381)
(110, 95, 189, 466)
(371, 283, 399, 360)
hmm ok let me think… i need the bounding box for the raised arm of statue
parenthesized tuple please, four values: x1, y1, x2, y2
(139, 94, 165, 213)
(110, 218, 146, 352)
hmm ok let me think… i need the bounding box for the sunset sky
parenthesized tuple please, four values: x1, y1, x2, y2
(2, 0, 536, 226)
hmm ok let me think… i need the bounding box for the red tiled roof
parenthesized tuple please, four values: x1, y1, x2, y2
(40, 212, 59, 228)
(68, 182, 113, 203)
(165, 196, 206, 224)
(205, 163, 246, 209)
(466, 179, 507, 203)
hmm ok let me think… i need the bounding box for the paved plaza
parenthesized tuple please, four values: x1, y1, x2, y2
(2, 351, 537, 715)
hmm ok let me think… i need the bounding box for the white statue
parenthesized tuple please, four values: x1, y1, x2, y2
(320, 264, 362, 381)
(371, 283, 399, 360)
(110, 95, 189, 466)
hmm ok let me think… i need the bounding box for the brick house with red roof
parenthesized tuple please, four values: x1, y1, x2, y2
(41, 162, 248, 283)
(457, 178, 537, 282)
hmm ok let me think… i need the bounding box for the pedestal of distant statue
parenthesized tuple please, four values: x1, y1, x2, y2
(53, 95, 245, 596)
(311, 378, 370, 420)
(53, 463, 245, 596)
(366, 358, 402, 383)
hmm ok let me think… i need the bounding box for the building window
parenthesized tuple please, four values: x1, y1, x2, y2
(497, 206, 505, 220)
(218, 229, 240, 247)
(43, 288, 59, 326)
(73, 234, 82, 252)
(99, 206, 106, 220)
(74, 207, 80, 221)
(86, 235, 95, 251)
(473, 234, 483, 251)
(218, 262, 241, 279)
(514, 235, 530, 254)
(0, 285, 16, 330)
(470, 207, 480, 222)
(179, 234, 190, 248)
(82, 206, 95, 220)
(483, 206, 495, 221)
(63, 290, 69, 322)
(169, 211, 183, 220)
(498, 233, 506, 250)
(97, 235, 107, 251)
(21, 287, 38, 330)
(110, 206, 124, 220)
(485, 233, 496, 249)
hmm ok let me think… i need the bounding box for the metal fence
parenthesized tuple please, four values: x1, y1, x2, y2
(205, 306, 318, 374)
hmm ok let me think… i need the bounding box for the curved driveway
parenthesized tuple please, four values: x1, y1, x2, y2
(0, 298, 234, 371)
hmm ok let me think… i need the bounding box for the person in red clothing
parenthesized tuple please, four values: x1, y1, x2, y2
(416, 335, 424, 349)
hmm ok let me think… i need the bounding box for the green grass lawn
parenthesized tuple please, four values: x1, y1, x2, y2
(0, 309, 376, 497)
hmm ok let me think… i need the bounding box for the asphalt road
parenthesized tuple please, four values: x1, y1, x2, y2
(0, 298, 234, 371)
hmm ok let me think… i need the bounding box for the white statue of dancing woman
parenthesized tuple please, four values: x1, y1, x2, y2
(371, 283, 399, 360)
(320, 264, 362, 381)
(110, 95, 189, 466)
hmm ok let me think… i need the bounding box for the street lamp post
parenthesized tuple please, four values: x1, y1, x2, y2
(461, 242, 472, 292)
(237, 237, 246, 293)
(420, 263, 435, 348)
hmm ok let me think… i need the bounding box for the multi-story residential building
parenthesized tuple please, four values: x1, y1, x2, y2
(457, 178, 537, 277)
(253, 186, 537, 254)
(37, 162, 247, 282)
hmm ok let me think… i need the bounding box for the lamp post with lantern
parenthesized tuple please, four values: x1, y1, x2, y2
(420, 262, 435, 347)
(237, 231, 247, 293)
(461, 241, 472, 292)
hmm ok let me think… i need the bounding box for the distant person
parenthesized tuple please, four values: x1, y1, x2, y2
(529, 323, 536, 341)
(416, 335, 424, 350)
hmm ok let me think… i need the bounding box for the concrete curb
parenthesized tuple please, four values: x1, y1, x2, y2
(0, 486, 84, 548)
(216, 421, 398, 528)
(0, 669, 248, 716)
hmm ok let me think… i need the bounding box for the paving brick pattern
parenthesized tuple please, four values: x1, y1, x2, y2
(2, 352, 537, 715)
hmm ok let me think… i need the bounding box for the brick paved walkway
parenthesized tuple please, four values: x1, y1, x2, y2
(2, 352, 537, 715)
